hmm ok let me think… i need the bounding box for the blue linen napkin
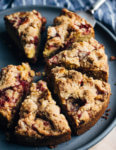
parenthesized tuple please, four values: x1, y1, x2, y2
(0, 0, 116, 35)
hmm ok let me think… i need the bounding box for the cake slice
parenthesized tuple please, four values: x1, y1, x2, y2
(43, 8, 94, 58)
(0, 63, 35, 128)
(4, 10, 46, 63)
(47, 38, 108, 81)
(48, 67, 111, 135)
(15, 80, 71, 146)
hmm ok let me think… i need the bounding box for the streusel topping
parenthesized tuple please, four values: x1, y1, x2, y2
(0, 63, 35, 122)
(44, 8, 94, 58)
(0, 63, 34, 90)
(15, 80, 70, 138)
(51, 67, 110, 125)
(5, 10, 46, 58)
(47, 38, 108, 71)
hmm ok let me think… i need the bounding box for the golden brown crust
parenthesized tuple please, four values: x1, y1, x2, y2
(43, 8, 94, 58)
(76, 95, 110, 135)
(15, 80, 71, 146)
(47, 38, 109, 81)
(0, 63, 35, 128)
(4, 10, 46, 62)
(48, 66, 111, 135)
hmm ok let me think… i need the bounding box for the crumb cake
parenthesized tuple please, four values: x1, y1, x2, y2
(48, 67, 111, 135)
(15, 80, 71, 146)
(4, 10, 46, 63)
(0, 63, 35, 128)
(47, 38, 108, 81)
(43, 8, 94, 58)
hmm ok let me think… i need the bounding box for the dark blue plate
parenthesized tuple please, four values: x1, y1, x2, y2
(0, 6, 116, 150)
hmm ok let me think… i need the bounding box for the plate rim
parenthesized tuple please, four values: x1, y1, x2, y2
(0, 5, 116, 150)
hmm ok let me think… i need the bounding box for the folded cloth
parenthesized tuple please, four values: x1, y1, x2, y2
(0, 0, 116, 35)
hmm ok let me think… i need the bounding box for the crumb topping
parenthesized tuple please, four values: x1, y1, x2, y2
(5, 10, 46, 59)
(0, 63, 35, 122)
(47, 38, 108, 72)
(50, 67, 110, 126)
(43, 8, 94, 58)
(15, 80, 70, 138)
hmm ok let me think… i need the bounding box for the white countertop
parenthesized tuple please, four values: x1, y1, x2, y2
(90, 127, 116, 150)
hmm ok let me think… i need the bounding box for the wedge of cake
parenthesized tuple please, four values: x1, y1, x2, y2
(0, 63, 35, 128)
(47, 38, 108, 81)
(48, 67, 111, 135)
(15, 80, 71, 146)
(43, 8, 94, 58)
(4, 10, 46, 63)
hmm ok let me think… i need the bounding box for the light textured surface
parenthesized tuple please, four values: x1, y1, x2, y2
(43, 8, 94, 58)
(5, 10, 45, 60)
(49, 66, 111, 135)
(90, 127, 116, 150)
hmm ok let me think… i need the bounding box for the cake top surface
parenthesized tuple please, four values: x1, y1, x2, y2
(47, 38, 108, 71)
(5, 10, 46, 59)
(0, 63, 34, 120)
(0, 63, 34, 90)
(15, 80, 70, 138)
(51, 66, 110, 100)
(43, 8, 94, 58)
(51, 66, 110, 125)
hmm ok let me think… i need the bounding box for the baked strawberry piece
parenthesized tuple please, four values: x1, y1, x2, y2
(48, 67, 111, 135)
(47, 38, 108, 81)
(0, 63, 35, 128)
(4, 10, 46, 63)
(15, 80, 71, 146)
(43, 8, 94, 58)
